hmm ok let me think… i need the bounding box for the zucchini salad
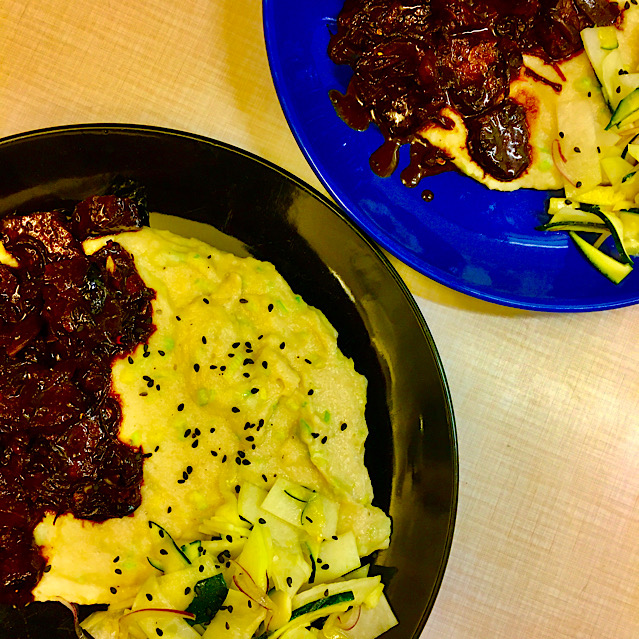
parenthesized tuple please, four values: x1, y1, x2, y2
(81, 477, 397, 639)
(540, 3, 639, 283)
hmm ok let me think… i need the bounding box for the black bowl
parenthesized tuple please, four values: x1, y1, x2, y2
(0, 124, 458, 639)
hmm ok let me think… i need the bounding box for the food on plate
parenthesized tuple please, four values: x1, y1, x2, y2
(0, 191, 395, 638)
(538, 3, 639, 282)
(327, 0, 620, 194)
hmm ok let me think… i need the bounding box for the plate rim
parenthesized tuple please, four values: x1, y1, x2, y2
(261, 0, 639, 313)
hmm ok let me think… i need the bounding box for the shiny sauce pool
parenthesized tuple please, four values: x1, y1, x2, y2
(328, 0, 620, 190)
(0, 194, 154, 606)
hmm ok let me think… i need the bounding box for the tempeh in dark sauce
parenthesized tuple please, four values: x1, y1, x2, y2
(0, 195, 155, 606)
(328, 0, 620, 190)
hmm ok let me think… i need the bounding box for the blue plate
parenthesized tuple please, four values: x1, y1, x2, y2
(263, 0, 639, 312)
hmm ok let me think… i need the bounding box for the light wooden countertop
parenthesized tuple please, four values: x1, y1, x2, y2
(1, 1, 638, 637)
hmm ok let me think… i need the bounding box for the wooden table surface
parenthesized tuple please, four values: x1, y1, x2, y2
(1, 1, 638, 637)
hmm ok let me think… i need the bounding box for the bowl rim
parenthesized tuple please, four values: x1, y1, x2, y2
(0, 122, 459, 636)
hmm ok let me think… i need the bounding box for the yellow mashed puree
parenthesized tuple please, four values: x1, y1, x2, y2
(32, 227, 390, 606)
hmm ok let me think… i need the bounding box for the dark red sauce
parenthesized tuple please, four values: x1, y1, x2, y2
(328, 0, 620, 189)
(0, 195, 155, 606)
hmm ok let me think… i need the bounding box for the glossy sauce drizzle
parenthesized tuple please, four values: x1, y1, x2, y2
(328, 0, 620, 197)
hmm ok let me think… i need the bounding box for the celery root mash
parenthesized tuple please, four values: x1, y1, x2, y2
(32, 227, 391, 626)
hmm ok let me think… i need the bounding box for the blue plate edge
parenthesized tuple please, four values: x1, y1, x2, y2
(261, 0, 639, 313)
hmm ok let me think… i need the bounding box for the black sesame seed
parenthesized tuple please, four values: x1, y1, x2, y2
(243, 358, 254, 365)
(156, 629, 163, 637)
(158, 350, 165, 356)
(279, 342, 285, 349)
(246, 435, 254, 442)
(305, 358, 312, 364)
(258, 334, 263, 340)
(238, 450, 246, 458)
(146, 593, 153, 601)
(199, 564, 205, 572)
(268, 304, 274, 312)
(321, 564, 330, 571)
(587, 91, 592, 97)
(225, 622, 230, 630)
(210, 427, 216, 433)
(287, 577, 293, 587)
(235, 485, 241, 493)
(259, 517, 266, 525)
(115, 568, 122, 575)
(243, 372, 250, 378)
(576, 181, 582, 188)
(211, 450, 218, 456)
(324, 589, 329, 597)
(194, 363, 200, 372)
(332, 535, 338, 540)
(232, 342, 240, 348)
(192, 440, 199, 449)
(262, 474, 268, 482)
(202, 336, 207, 344)
(258, 419, 264, 429)
(220, 366, 226, 371)
(187, 466, 193, 474)
(184, 429, 191, 438)
(262, 361, 268, 369)
(227, 605, 234, 613)
(341, 423, 347, 431)
(232, 406, 240, 413)
(235, 457, 242, 465)
(113, 556, 120, 563)
(308, 389, 314, 395)
(306, 516, 313, 523)
(248, 600, 253, 608)
(222, 455, 227, 463)
(128, 356, 134, 364)
(321, 436, 328, 444)
(251, 388, 259, 394)
(239, 298, 248, 304)
(194, 428, 201, 436)
(177, 478, 185, 484)
(574, 147, 581, 153)
(154, 445, 160, 452)
(228, 353, 235, 358)
(242, 459, 251, 466)
(167, 506, 172, 513)
(210, 364, 218, 370)
(311, 433, 319, 439)
(176, 316, 181, 321)
(203, 298, 210, 304)
(178, 403, 185, 412)
(616, 86, 621, 93)
(160, 549, 169, 557)
(143, 351, 150, 358)
(185, 587, 191, 595)
(110, 587, 117, 594)
(44, 565, 51, 573)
